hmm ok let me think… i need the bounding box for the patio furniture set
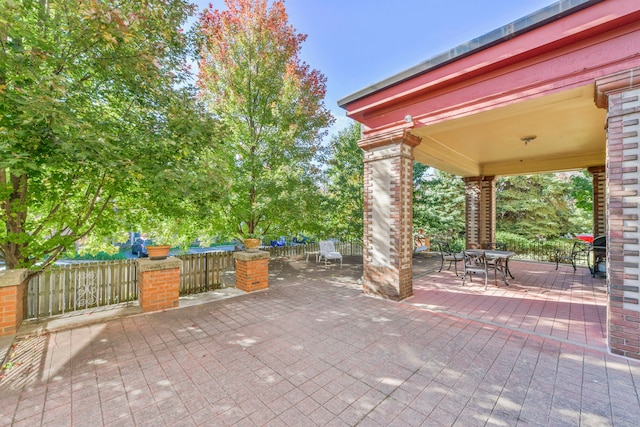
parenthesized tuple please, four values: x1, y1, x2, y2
(433, 241, 515, 289)
(433, 235, 607, 290)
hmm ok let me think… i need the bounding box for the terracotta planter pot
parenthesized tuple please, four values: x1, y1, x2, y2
(243, 238, 261, 252)
(147, 245, 171, 260)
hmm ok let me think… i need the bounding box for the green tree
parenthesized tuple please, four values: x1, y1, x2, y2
(413, 167, 466, 238)
(496, 173, 589, 239)
(321, 122, 363, 240)
(197, 0, 334, 239)
(0, 0, 219, 269)
(571, 170, 593, 212)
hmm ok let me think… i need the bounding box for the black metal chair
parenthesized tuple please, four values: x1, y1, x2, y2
(434, 241, 463, 276)
(555, 240, 589, 271)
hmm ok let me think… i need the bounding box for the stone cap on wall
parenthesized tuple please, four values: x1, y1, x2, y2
(137, 257, 182, 272)
(233, 251, 270, 261)
(0, 269, 29, 288)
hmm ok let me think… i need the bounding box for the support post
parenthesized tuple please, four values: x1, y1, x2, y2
(464, 176, 496, 249)
(588, 165, 606, 238)
(359, 129, 421, 301)
(137, 257, 182, 313)
(0, 269, 28, 336)
(233, 251, 269, 292)
(596, 68, 640, 359)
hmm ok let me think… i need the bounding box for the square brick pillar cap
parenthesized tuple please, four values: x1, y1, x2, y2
(0, 269, 29, 288)
(233, 251, 270, 261)
(137, 257, 182, 271)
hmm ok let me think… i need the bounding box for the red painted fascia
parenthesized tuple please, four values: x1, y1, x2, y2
(360, 23, 640, 134)
(344, 0, 640, 125)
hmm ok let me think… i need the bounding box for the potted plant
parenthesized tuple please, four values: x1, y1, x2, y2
(144, 223, 178, 260)
(242, 233, 262, 252)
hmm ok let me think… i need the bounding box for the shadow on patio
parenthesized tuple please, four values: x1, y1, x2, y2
(409, 255, 608, 351)
(1, 254, 636, 427)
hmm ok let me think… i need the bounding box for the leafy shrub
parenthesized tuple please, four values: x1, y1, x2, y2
(66, 251, 127, 261)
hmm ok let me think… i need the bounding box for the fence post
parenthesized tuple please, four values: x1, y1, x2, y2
(137, 257, 182, 313)
(0, 269, 29, 336)
(233, 250, 269, 292)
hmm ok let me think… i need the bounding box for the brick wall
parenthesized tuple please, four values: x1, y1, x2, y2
(234, 251, 269, 292)
(137, 258, 182, 313)
(359, 130, 420, 301)
(464, 176, 496, 249)
(588, 165, 606, 238)
(606, 88, 640, 359)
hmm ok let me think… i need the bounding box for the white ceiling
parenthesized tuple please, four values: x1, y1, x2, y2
(411, 84, 607, 177)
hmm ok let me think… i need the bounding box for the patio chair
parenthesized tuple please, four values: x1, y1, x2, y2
(462, 250, 503, 290)
(319, 240, 343, 267)
(462, 251, 489, 289)
(555, 240, 589, 271)
(434, 241, 463, 276)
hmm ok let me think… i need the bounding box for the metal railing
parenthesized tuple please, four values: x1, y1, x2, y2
(498, 238, 584, 265)
(430, 236, 587, 265)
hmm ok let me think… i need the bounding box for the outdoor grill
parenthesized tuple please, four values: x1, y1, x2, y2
(591, 235, 606, 277)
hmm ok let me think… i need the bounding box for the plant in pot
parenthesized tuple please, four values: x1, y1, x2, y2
(144, 223, 179, 260)
(242, 233, 262, 252)
(237, 222, 265, 252)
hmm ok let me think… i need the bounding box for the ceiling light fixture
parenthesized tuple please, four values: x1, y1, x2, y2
(520, 135, 537, 145)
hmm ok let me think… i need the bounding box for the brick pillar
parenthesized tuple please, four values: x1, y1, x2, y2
(0, 269, 28, 336)
(137, 257, 182, 313)
(596, 68, 640, 359)
(358, 129, 421, 301)
(233, 251, 269, 292)
(463, 176, 496, 249)
(588, 165, 606, 238)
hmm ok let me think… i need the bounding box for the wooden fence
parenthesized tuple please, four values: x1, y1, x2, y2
(27, 252, 235, 319)
(25, 242, 363, 320)
(266, 241, 363, 257)
(179, 251, 235, 295)
(27, 260, 139, 320)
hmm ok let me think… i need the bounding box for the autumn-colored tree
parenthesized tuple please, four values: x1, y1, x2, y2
(0, 0, 220, 269)
(197, 0, 333, 238)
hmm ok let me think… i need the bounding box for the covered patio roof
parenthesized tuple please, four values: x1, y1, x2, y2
(338, 0, 640, 176)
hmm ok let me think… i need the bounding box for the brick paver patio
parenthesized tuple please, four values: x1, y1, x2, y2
(1, 255, 639, 426)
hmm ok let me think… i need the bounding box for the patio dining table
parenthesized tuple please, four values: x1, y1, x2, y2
(467, 249, 516, 285)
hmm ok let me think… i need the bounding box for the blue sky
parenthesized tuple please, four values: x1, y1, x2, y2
(194, 0, 556, 136)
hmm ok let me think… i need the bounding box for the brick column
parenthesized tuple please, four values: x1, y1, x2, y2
(137, 257, 182, 313)
(233, 251, 269, 292)
(0, 269, 28, 336)
(596, 68, 640, 359)
(358, 129, 421, 301)
(588, 165, 606, 238)
(463, 176, 496, 249)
